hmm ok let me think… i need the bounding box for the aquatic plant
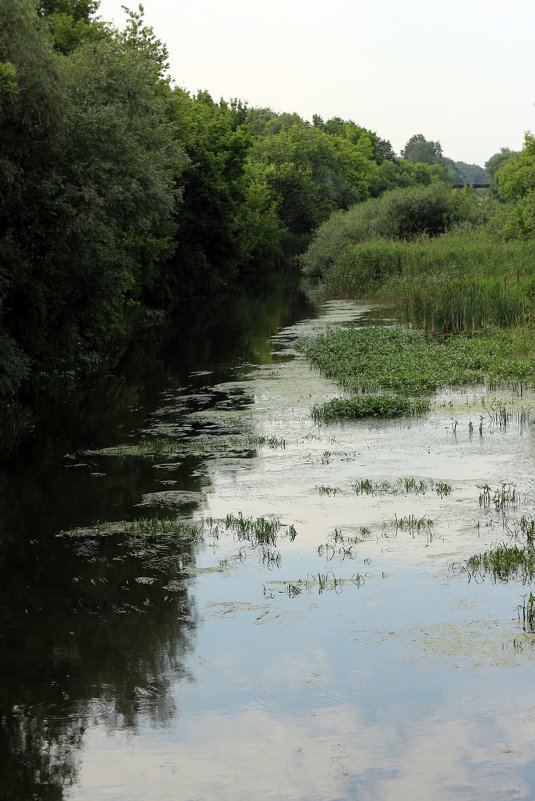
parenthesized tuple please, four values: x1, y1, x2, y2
(478, 482, 519, 512)
(321, 231, 535, 335)
(463, 544, 535, 584)
(302, 326, 535, 395)
(246, 435, 287, 449)
(520, 593, 535, 632)
(392, 514, 435, 533)
(315, 484, 340, 496)
(352, 477, 452, 497)
(265, 571, 365, 599)
(312, 394, 429, 421)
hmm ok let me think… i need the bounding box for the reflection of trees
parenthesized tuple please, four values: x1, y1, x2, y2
(0, 529, 196, 801)
(0, 272, 315, 800)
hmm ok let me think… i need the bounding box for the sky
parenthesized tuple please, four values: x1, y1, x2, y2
(96, 0, 535, 166)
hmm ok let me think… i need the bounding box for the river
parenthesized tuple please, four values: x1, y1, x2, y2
(1, 270, 535, 801)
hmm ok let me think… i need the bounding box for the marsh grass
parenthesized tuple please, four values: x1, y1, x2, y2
(463, 544, 535, 584)
(317, 526, 372, 561)
(484, 401, 531, 428)
(58, 517, 201, 541)
(392, 514, 435, 534)
(478, 482, 519, 512)
(325, 232, 535, 334)
(315, 484, 340, 496)
(459, 514, 535, 584)
(353, 477, 452, 497)
(402, 275, 534, 334)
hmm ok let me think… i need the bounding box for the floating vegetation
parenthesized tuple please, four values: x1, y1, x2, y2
(353, 477, 452, 497)
(316, 527, 372, 562)
(85, 432, 287, 462)
(505, 515, 535, 547)
(58, 518, 201, 541)
(245, 435, 287, 449)
(302, 326, 535, 395)
(311, 394, 429, 421)
(137, 490, 204, 509)
(223, 512, 295, 546)
(315, 484, 340, 496)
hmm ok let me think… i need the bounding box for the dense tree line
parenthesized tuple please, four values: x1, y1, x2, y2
(0, 0, 490, 441)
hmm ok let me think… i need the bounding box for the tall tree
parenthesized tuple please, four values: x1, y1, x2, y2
(401, 133, 443, 165)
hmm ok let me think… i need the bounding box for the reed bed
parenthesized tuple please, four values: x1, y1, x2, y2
(325, 231, 535, 334)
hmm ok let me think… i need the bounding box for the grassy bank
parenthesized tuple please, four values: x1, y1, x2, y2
(325, 231, 535, 334)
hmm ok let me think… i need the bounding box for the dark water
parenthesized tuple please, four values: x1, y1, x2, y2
(0, 270, 315, 801)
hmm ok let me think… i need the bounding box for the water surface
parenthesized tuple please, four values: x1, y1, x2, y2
(2, 274, 535, 801)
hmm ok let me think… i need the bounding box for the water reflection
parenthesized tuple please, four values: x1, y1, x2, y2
(0, 269, 314, 801)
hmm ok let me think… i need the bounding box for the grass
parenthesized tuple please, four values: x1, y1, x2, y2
(324, 232, 535, 334)
(520, 593, 535, 632)
(302, 326, 535, 396)
(463, 544, 535, 584)
(478, 482, 519, 511)
(392, 514, 435, 533)
(459, 515, 535, 584)
(311, 394, 429, 421)
(353, 477, 452, 497)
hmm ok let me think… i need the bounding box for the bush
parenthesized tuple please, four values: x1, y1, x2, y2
(302, 183, 457, 278)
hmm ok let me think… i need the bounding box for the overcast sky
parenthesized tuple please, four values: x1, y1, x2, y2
(97, 0, 535, 166)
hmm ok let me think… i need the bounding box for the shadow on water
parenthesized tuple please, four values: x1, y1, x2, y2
(0, 268, 317, 801)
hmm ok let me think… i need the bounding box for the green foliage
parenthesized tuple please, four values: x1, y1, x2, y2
(302, 183, 456, 277)
(311, 394, 429, 421)
(401, 133, 443, 164)
(302, 326, 535, 395)
(449, 160, 488, 184)
(168, 89, 252, 292)
(0, 0, 183, 404)
(370, 158, 449, 195)
(251, 121, 376, 236)
(485, 147, 517, 197)
(327, 239, 406, 293)
(493, 134, 535, 239)
(0, 332, 30, 402)
(325, 230, 535, 333)
(38, 0, 104, 53)
(0, 62, 17, 97)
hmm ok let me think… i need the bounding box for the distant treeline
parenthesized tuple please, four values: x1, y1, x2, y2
(0, 0, 518, 443)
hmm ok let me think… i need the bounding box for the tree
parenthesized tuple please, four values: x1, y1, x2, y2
(0, 0, 184, 405)
(401, 133, 443, 164)
(168, 89, 252, 292)
(494, 135, 535, 237)
(38, 0, 104, 53)
(485, 147, 517, 198)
